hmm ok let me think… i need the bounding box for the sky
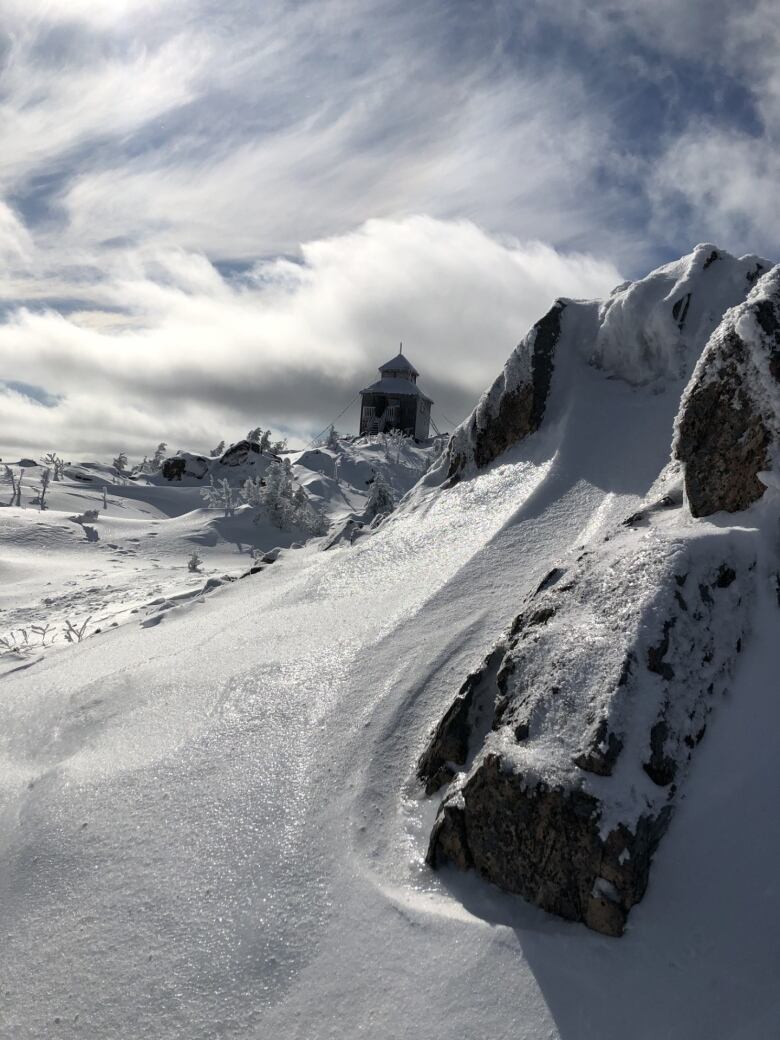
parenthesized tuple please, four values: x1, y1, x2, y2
(0, 0, 778, 460)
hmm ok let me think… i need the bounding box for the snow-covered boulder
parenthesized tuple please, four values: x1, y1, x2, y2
(675, 265, 780, 516)
(161, 451, 210, 481)
(218, 439, 263, 468)
(422, 504, 755, 935)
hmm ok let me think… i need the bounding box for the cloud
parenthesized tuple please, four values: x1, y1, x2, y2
(0, 0, 776, 464)
(0, 217, 621, 461)
(649, 126, 780, 258)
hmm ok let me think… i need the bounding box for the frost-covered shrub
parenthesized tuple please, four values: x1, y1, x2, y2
(201, 476, 237, 517)
(187, 550, 203, 572)
(239, 465, 327, 535)
(70, 509, 99, 523)
(38, 467, 51, 510)
(41, 452, 65, 480)
(3, 465, 22, 506)
(262, 459, 296, 528)
(366, 473, 395, 520)
(384, 428, 408, 464)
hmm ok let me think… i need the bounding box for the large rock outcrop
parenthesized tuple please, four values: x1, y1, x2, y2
(675, 265, 780, 517)
(437, 244, 771, 486)
(421, 504, 755, 935)
(417, 247, 778, 937)
(446, 302, 565, 480)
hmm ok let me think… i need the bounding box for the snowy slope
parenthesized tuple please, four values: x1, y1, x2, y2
(1, 247, 778, 1038)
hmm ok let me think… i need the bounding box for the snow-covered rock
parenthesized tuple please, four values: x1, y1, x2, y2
(446, 301, 564, 478)
(160, 451, 210, 481)
(420, 246, 778, 935)
(675, 264, 780, 516)
(422, 503, 755, 935)
(441, 244, 771, 482)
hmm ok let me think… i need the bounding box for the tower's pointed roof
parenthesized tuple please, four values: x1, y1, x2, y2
(379, 352, 419, 377)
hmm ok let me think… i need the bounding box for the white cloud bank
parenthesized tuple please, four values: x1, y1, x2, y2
(0, 217, 621, 461)
(0, 0, 777, 462)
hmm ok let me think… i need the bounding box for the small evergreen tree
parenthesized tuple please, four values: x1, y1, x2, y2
(366, 473, 394, 520)
(262, 459, 295, 528)
(113, 451, 128, 474)
(3, 465, 21, 506)
(326, 425, 340, 450)
(151, 443, 168, 472)
(240, 476, 265, 508)
(200, 476, 236, 517)
(210, 440, 225, 458)
(187, 550, 203, 573)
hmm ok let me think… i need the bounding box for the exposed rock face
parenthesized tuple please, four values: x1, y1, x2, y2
(416, 248, 777, 936)
(219, 439, 262, 468)
(421, 508, 755, 935)
(428, 756, 672, 937)
(675, 266, 780, 517)
(446, 301, 565, 480)
(432, 244, 772, 489)
(161, 453, 209, 481)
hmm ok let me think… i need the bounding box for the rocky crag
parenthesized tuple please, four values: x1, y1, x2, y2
(420, 247, 780, 935)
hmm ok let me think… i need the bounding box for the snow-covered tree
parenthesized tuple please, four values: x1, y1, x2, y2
(210, 440, 225, 458)
(187, 550, 203, 572)
(113, 451, 128, 474)
(258, 430, 272, 455)
(38, 467, 51, 510)
(292, 486, 328, 537)
(385, 428, 407, 464)
(271, 437, 288, 455)
(4, 465, 22, 506)
(262, 459, 295, 528)
(326, 425, 340, 450)
(240, 476, 265, 508)
(247, 427, 263, 445)
(366, 473, 394, 520)
(239, 464, 327, 535)
(42, 452, 65, 480)
(151, 443, 168, 472)
(200, 476, 237, 517)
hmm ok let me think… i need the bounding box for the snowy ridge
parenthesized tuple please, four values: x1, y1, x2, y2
(591, 243, 769, 384)
(439, 244, 772, 482)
